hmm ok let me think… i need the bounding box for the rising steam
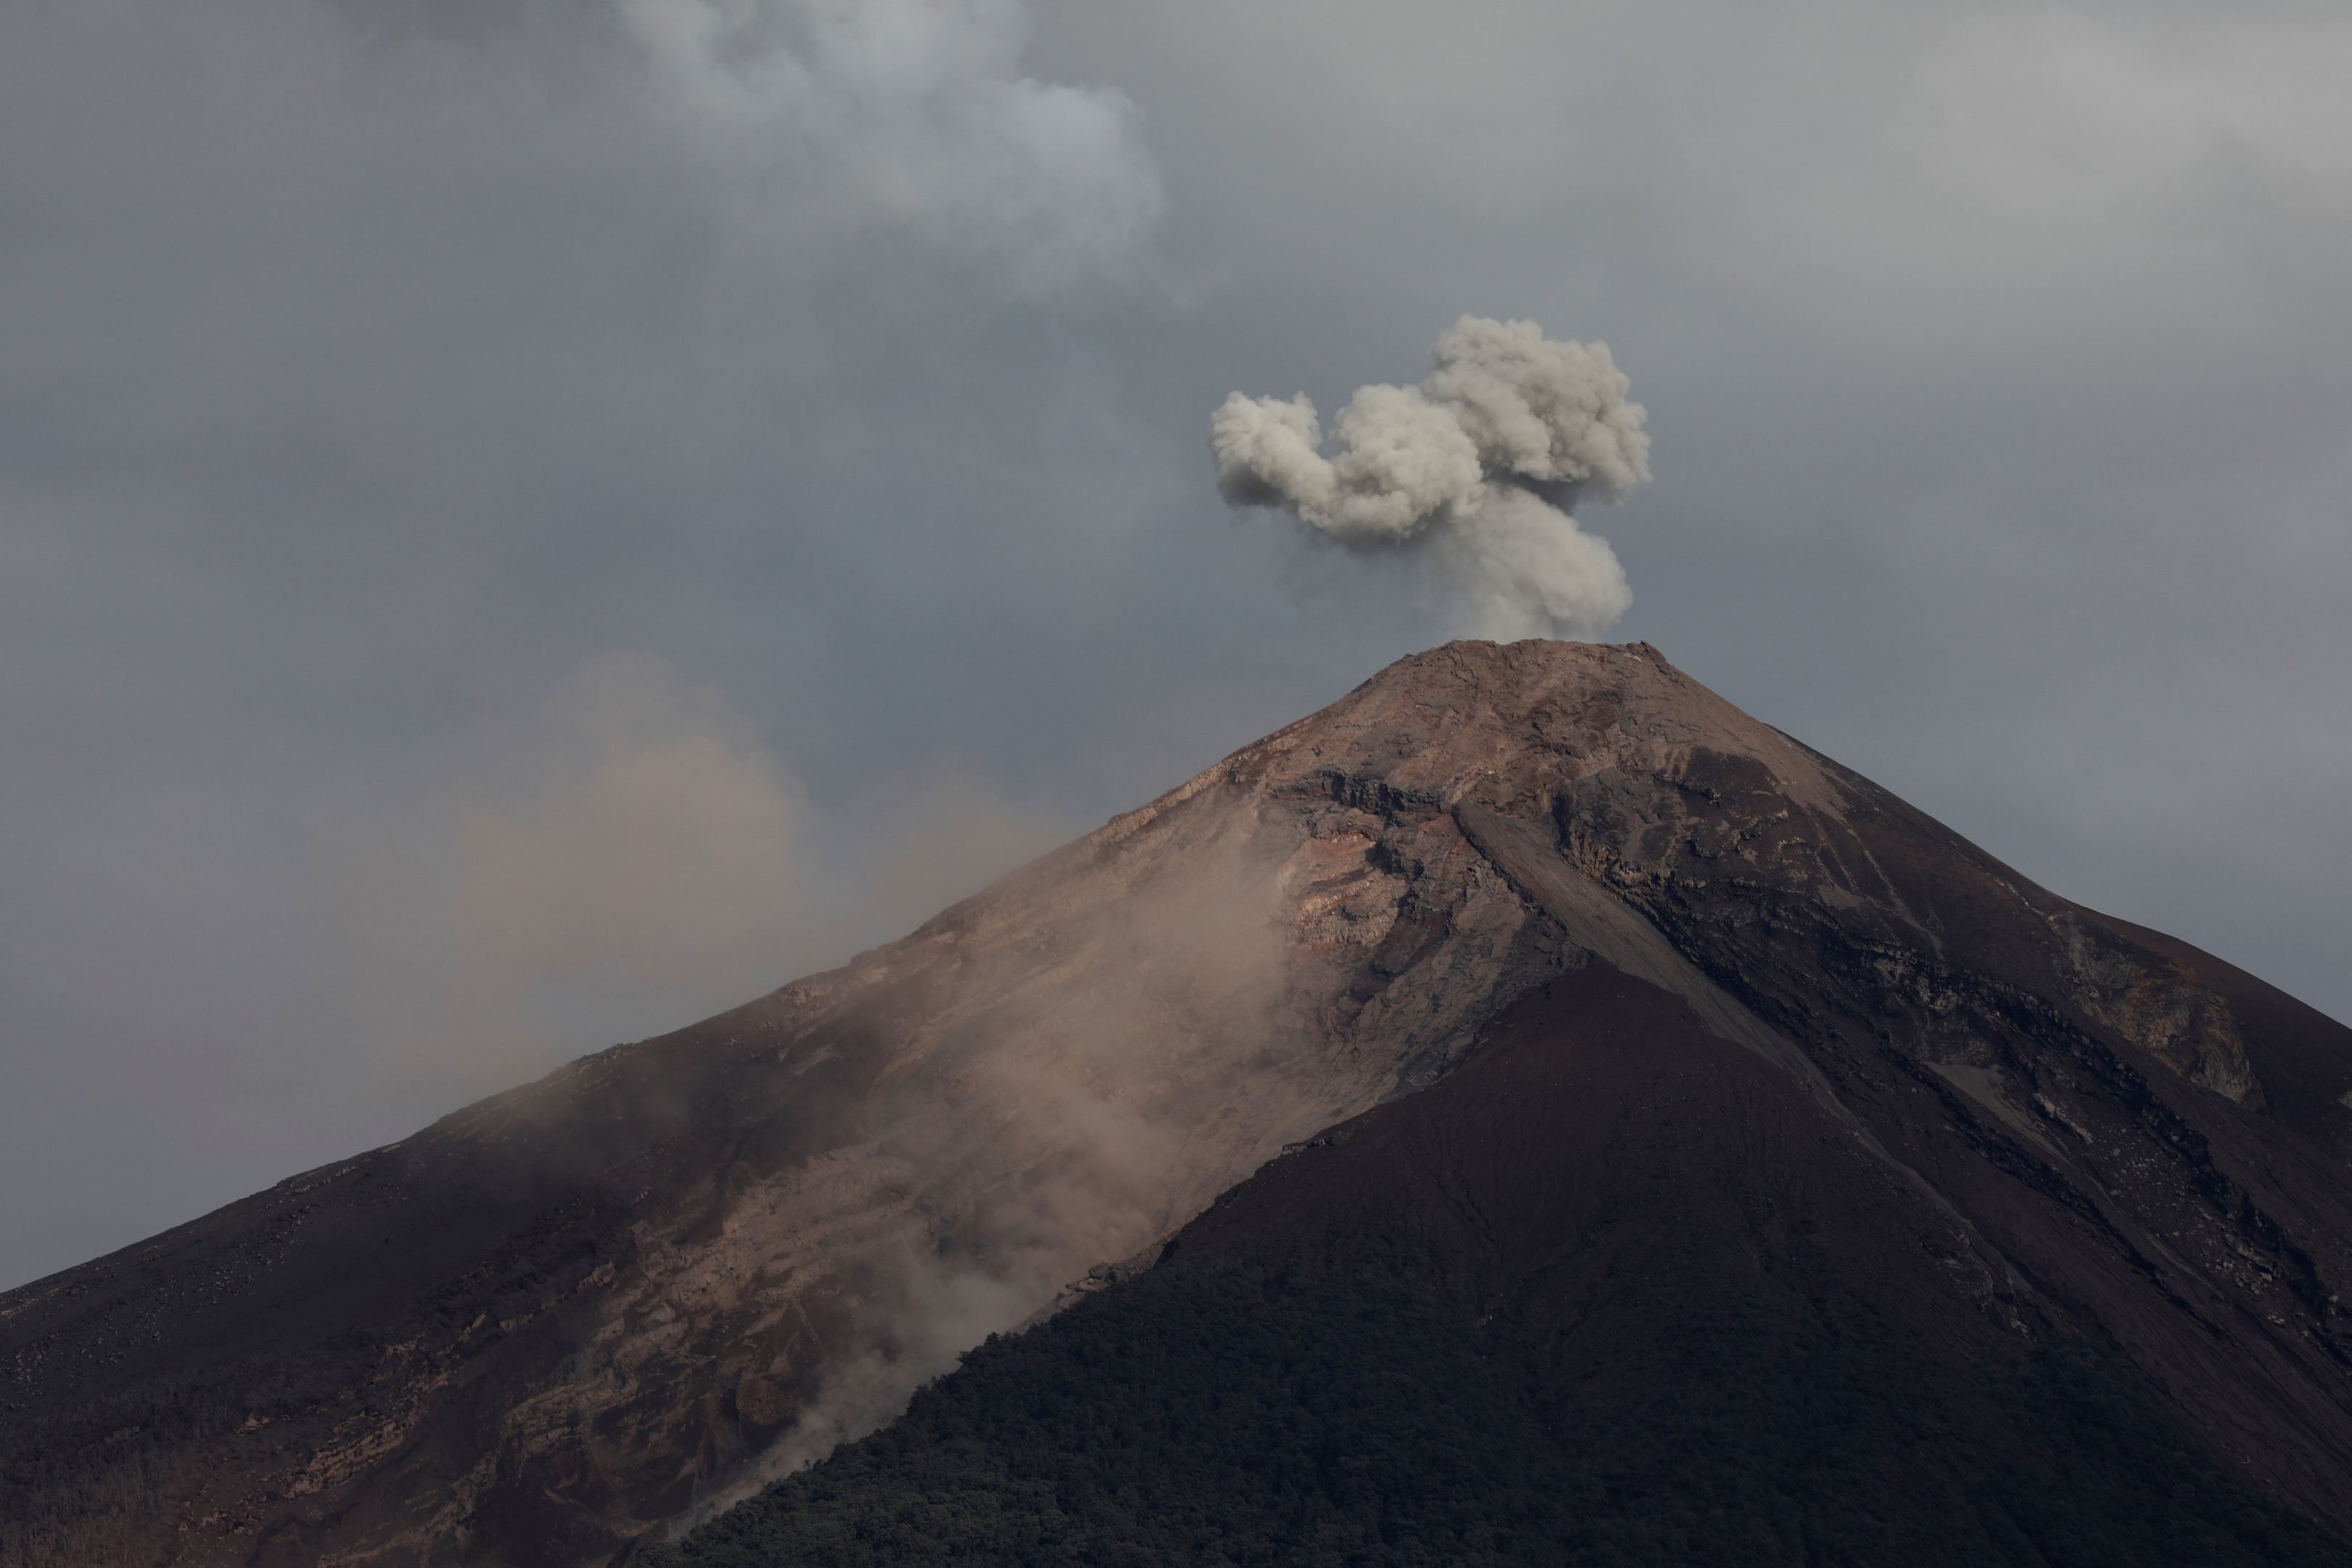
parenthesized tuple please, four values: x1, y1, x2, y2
(1211, 316, 1650, 637)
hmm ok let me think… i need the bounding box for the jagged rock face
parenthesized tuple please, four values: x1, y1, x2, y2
(6, 639, 2352, 1566)
(1260, 642, 2352, 1525)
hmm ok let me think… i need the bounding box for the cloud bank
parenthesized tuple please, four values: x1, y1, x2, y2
(1211, 315, 1650, 638)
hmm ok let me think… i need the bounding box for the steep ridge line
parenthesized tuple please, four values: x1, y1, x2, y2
(4, 638, 2351, 1565)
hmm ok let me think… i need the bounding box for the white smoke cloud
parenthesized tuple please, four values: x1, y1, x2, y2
(1211, 315, 1649, 637)
(620, 0, 1165, 293)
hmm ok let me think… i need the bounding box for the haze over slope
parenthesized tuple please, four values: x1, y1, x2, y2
(6, 640, 2352, 1567)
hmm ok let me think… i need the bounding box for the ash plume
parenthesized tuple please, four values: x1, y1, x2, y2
(1211, 316, 1649, 637)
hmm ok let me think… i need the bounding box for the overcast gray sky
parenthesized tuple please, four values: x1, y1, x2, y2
(3, 0, 2347, 1291)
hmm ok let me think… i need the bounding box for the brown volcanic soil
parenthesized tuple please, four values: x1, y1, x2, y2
(7, 639, 2352, 1564)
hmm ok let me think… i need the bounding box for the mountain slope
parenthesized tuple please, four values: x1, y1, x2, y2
(6, 639, 2352, 1566)
(660, 964, 2352, 1567)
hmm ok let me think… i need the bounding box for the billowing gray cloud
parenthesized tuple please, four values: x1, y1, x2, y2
(1211, 316, 1646, 636)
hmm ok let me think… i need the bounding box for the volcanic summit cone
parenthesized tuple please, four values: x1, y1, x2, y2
(7, 641, 2352, 1566)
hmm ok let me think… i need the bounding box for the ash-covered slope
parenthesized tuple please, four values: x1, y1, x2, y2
(7, 640, 2352, 1567)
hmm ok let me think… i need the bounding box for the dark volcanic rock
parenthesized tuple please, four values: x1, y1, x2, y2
(5, 640, 2352, 1565)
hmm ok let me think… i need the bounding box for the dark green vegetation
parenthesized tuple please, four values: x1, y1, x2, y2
(656, 965, 2352, 1568)
(652, 1265, 1573, 1568)
(652, 1258, 2351, 1568)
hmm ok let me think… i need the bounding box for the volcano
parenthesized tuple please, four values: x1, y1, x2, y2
(7, 640, 2352, 1567)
